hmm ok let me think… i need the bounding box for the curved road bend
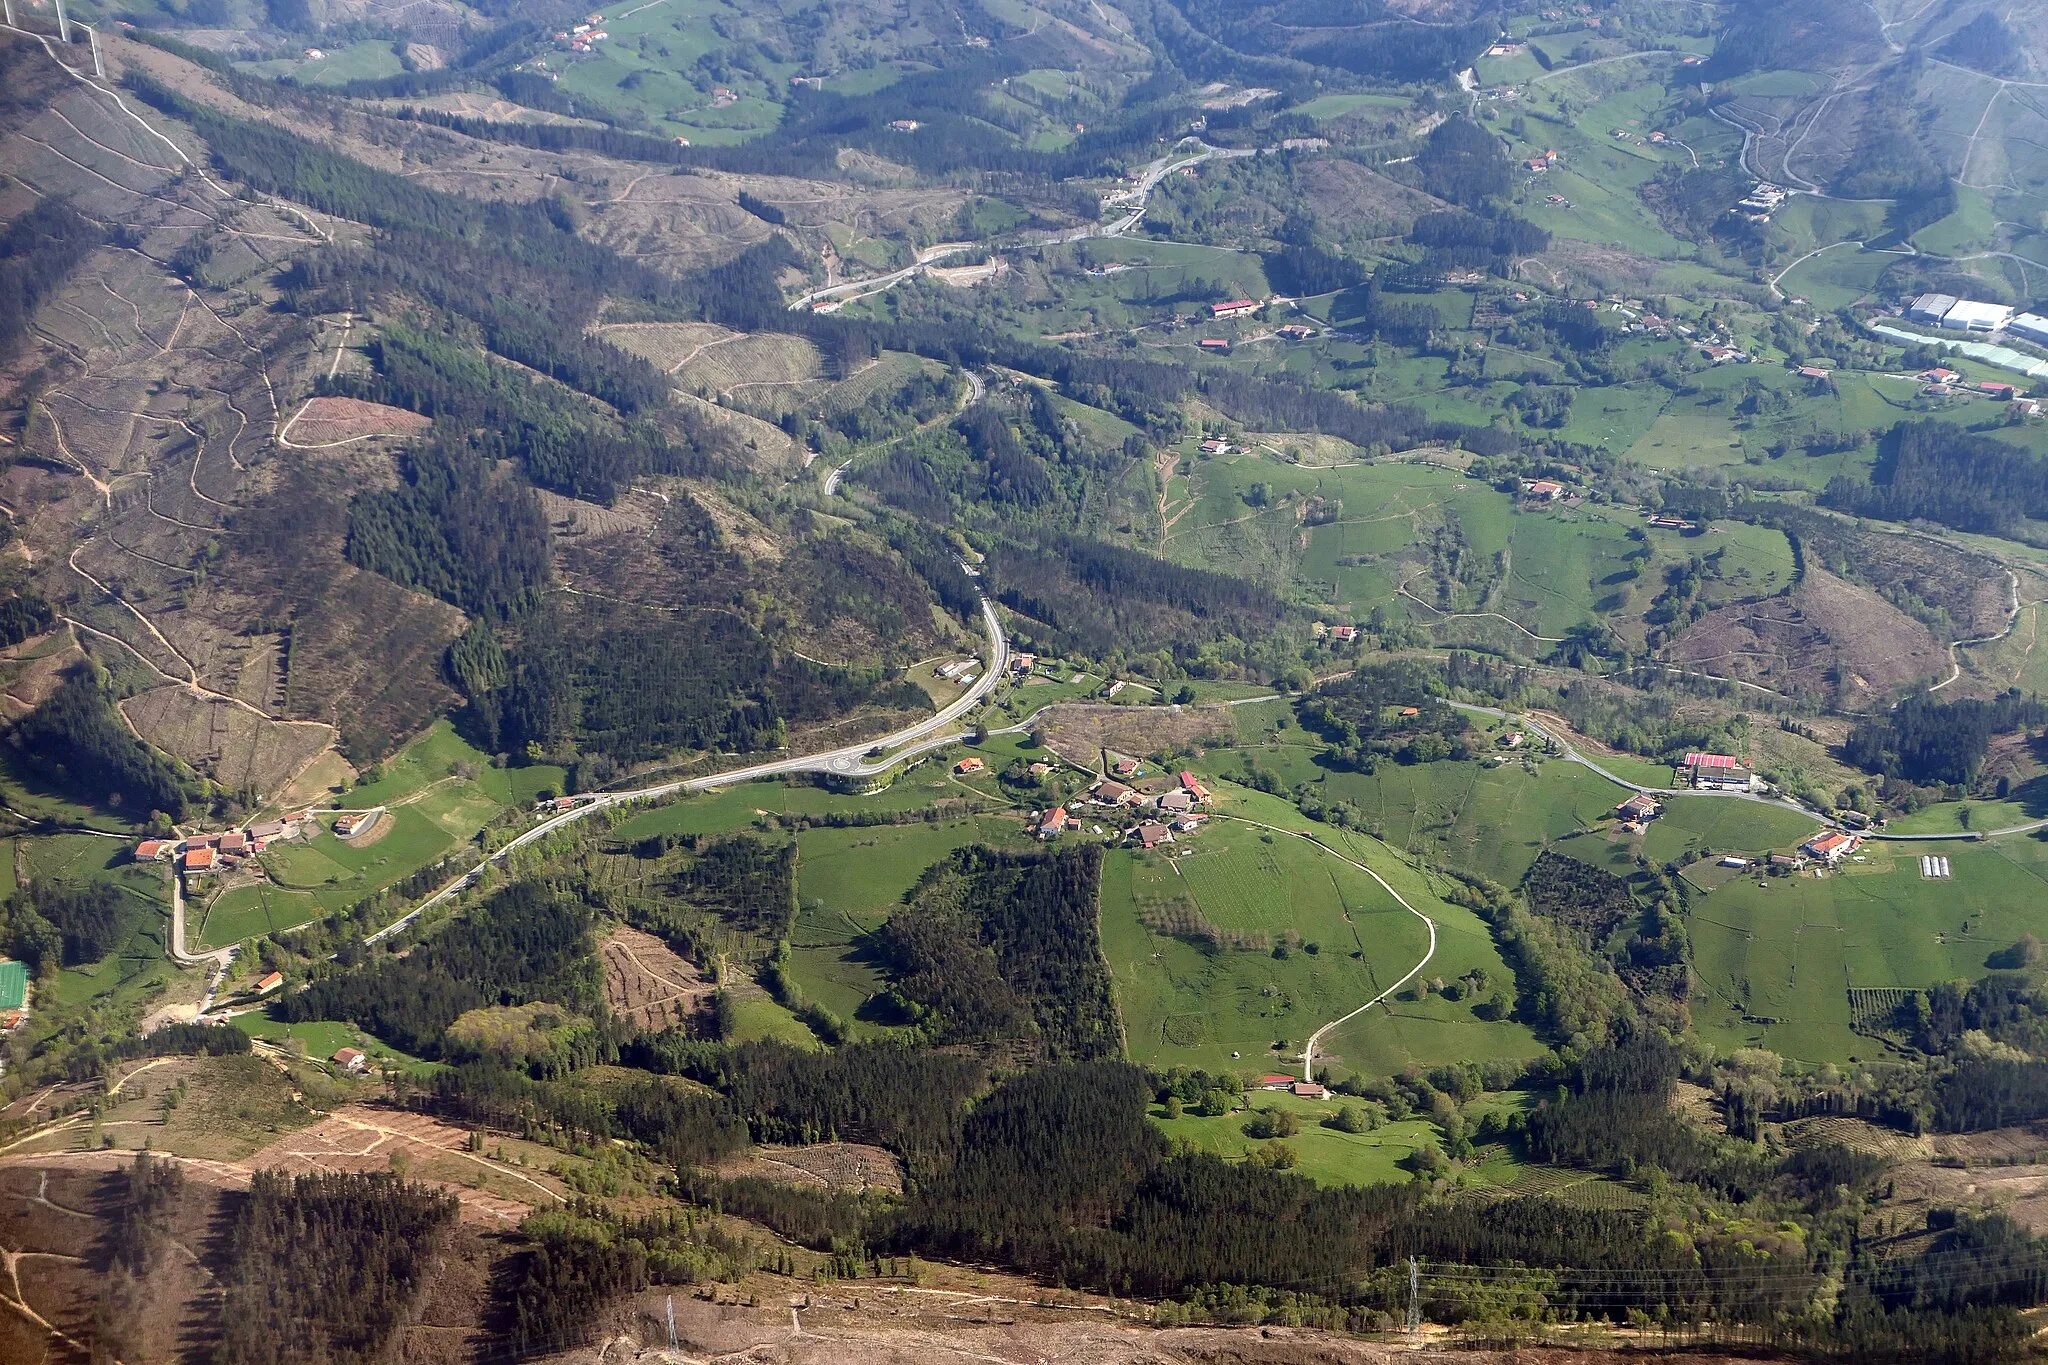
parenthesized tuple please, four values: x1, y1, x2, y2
(1447, 701, 1821, 819)
(1197, 817, 1439, 1084)
(363, 576, 1008, 946)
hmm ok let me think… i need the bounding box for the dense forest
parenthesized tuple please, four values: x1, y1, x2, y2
(982, 532, 1298, 665)
(876, 845, 1120, 1060)
(217, 1171, 459, 1365)
(1822, 422, 2048, 539)
(7, 670, 189, 821)
(1842, 691, 2047, 786)
(0, 880, 148, 969)
(1295, 660, 1472, 767)
(276, 881, 599, 1055)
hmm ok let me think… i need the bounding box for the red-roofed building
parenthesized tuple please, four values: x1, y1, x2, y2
(1525, 479, 1566, 501)
(1683, 752, 1753, 790)
(1261, 1074, 1295, 1090)
(1038, 807, 1071, 839)
(1803, 832, 1861, 865)
(253, 972, 285, 995)
(182, 847, 216, 872)
(1198, 338, 1230, 352)
(954, 756, 985, 774)
(135, 840, 172, 862)
(1210, 299, 1260, 318)
(219, 831, 248, 853)
(332, 1047, 369, 1074)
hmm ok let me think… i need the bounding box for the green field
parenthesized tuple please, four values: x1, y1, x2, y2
(1151, 1089, 1447, 1187)
(1101, 794, 1545, 1080)
(724, 990, 822, 1047)
(338, 720, 565, 813)
(785, 814, 1031, 1033)
(1687, 835, 2048, 1062)
(1193, 746, 1630, 887)
(196, 884, 322, 949)
(232, 1012, 429, 1073)
(261, 805, 459, 913)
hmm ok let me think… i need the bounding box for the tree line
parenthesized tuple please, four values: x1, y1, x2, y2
(276, 880, 600, 1056)
(1823, 421, 2048, 540)
(8, 670, 190, 821)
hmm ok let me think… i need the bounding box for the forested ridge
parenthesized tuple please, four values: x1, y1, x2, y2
(1823, 422, 2048, 539)
(277, 881, 600, 1055)
(218, 1171, 459, 1365)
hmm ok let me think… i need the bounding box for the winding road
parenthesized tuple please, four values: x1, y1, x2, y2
(360, 570, 1008, 946)
(1202, 816, 1439, 1084)
(786, 140, 1260, 312)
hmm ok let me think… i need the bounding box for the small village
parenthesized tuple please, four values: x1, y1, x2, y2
(131, 807, 384, 878)
(1017, 758, 1216, 852)
(1607, 750, 1875, 879)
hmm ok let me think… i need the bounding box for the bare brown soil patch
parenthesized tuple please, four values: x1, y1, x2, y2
(538, 488, 654, 540)
(1667, 567, 1949, 709)
(243, 1105, 566, 1224)
(711, 1142, 904, 1195)
(1038, 703, 1239, 769)
(282, 396, 430, 447)
(121, 685, 333, 801)
(1299, 158, 1446, 226)
(534, 1282, 1798, 1365)
(0, 630, 83, 720)
(0, 1161, 227, 1365)
(595, 321, 740, 374)
(600, 924, 712, 1032)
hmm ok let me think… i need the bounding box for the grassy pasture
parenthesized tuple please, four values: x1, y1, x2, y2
(1151, 1090, 1445, 1187)
(197, 884, 321, 949)
(1688, 835, 2048, 1062)
(1101, 794, 1544, 1079)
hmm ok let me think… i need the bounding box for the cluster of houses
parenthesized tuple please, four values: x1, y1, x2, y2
(1699, 341, 1753, 365)
(1524, 148, 1560, 174)
(134, 811, 322, 875)
(1313, 621, 1361, 644)
(1911, 366, 2039, 413)
(1033, 766, 1214, 848)
(552, 14, 610, 52)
